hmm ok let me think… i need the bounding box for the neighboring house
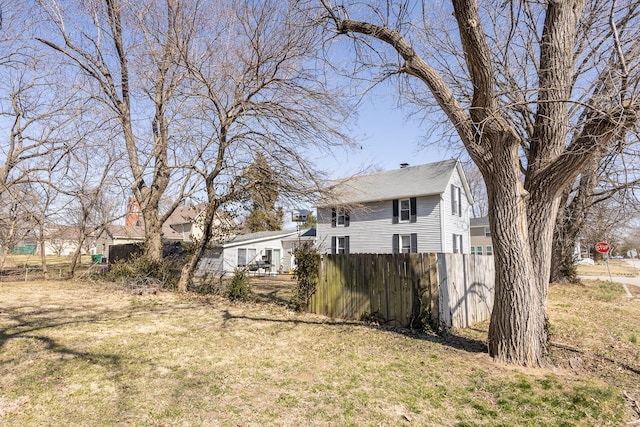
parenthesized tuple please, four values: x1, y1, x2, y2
(94, 225, 145, 260)
(42, 225, 83, 256)
(196, 228, 316, 276)
(316, 159, 473, 255)
(162, 204, 236, 243)
(470, 216, 493, 255)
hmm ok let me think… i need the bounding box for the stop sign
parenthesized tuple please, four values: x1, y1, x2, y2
(595, 242, 610, 253)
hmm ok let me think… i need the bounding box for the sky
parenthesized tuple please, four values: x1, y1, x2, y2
(313, 84, 458, 180)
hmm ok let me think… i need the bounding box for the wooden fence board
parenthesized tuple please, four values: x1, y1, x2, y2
(308, 253, 494, 329)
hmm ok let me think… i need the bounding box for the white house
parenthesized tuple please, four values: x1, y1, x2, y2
(316, 159, 473, 254)
(162, 204, 235, 243)
(196, 228, 316, 276)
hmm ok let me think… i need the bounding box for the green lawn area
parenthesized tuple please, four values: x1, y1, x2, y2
(0, 278, 638, 426)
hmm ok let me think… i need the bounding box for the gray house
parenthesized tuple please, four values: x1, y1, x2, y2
(316, 159, 473, 254)
(196, 228, 316, 276)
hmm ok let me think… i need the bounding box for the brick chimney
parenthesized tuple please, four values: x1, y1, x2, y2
(125, 198, 144, 227)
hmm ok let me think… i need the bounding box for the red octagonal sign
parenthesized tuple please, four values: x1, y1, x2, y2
(595, 242, 610, 253)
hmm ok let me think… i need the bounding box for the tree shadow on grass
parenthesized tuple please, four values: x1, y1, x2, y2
(220, 309, 488, 354)
(0, 305, 123, 367)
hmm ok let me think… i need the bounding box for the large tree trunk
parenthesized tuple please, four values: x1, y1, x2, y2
(141, 205, 165, 263)
(483, 141, 548, 365)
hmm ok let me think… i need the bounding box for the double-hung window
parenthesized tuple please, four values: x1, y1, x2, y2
(331, 236, 350, 254)
(400, 199, 410, 222)
(451, 185, 462, 216)
(392, 198, 417, 223)
(392, 233, 417, 254)
(331, 208, 350, 227)
(471, 246, 483, 255)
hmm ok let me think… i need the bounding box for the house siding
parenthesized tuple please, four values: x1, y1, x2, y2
(317, 195, 443, 254)
(220, 234, 297, 274)
(441, 167, 471, 253)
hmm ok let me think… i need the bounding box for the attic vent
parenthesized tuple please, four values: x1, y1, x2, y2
(400, 163, 409, 168)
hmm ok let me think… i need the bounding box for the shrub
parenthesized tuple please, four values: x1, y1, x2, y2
(105, 255, 179, 290)
(291, 242, 319, 311)
(560, 256, 579, 283)
(225, 269, 252, 301)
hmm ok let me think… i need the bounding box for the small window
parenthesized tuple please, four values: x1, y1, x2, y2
(486, 245, 493, 256)
(451, 185, 462, 216)
(453, 234, 463, 254)
(400, 199, 410, 222)
(476, 246, 483, 255)
(484, 227, 491, 237)
(332, 208, 350, 227)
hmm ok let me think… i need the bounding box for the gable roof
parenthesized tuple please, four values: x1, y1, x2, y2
(103, 225, 145, 240)
(222, 229, 299, 248)
(44, 225, 81, 241)
(318, 159, 473, 206)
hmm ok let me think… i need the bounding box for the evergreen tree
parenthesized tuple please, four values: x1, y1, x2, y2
(244, 153, 284, 232)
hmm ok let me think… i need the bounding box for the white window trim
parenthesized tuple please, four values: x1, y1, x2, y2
(337, 208, 347, 226)
(337, 236, 347, 254)
(453, 234, 463, 254)
(400, 234, 411, 253)
(399, 199, 411, 223)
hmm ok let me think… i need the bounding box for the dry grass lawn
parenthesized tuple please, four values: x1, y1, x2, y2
(0, 277, 638, 426)
(577, 259, 639, 277)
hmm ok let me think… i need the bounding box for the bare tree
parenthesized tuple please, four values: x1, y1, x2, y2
(317, 0, 640, 365)
(35, 0, 194, 262)
(1, 3, 77, 216)
(551, 132, 640, 281)
(462, 161, 488, 219)
(0, 185, 37, 269)
(57, 127, 124, 277)
(173, 0, 354, 291)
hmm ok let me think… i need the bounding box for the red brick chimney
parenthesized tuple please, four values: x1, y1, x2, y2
(125, 198, 144, 227)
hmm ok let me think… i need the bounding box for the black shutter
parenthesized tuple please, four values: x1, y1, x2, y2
(410, 233, 418, 253)
(344, 211, 350, 227)
(392, 234, 399, 254)
(331, 236, 336, 254)
(331, 208, 336, 227)
(345, 236, 350, 254)
(410, 197, 417, 222)
(457, 187, 462, 217)
(392, 200, 399, 224)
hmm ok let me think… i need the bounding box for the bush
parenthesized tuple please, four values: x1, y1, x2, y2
(560, 256, 579, 283)
(104, 255, 180, 289)
(291, 242, 319, 311)
(225, 269, 252, 301)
